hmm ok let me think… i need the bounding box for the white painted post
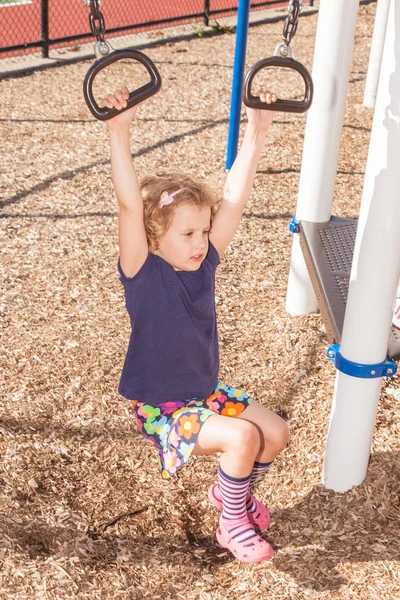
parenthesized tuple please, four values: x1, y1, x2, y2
(363, 0, 391, 108)
(286, 0, 360, 316)
(323, 0, 400, 493)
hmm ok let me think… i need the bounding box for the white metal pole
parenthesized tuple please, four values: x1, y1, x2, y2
(363, 0, 391, 108)
(286, 0, 360, 316)
(323, 0, 400, 493)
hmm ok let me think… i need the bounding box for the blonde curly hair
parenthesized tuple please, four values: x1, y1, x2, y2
(140, 170, 219, 252)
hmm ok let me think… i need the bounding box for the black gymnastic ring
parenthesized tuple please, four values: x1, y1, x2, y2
(243, 56, 313, 114)
(83, 49, 162, 121)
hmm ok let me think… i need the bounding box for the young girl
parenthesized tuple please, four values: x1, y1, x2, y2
(102, 86, 288, 564)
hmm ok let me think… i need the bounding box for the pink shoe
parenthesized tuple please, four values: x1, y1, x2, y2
(208, 483, 271, 531)
(216, 516, 274, 563)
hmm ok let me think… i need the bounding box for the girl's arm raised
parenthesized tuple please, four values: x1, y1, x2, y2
(105, 88, 148, 278)
(209, 92, 277, 257)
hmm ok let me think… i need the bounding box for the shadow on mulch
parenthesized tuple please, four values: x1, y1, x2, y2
(4, 502, 233, 570)
(0, 117, 228, 211)
(272, 451, 400, 591)
(0, 415, 142, 443)
(4, 452, 398, 585)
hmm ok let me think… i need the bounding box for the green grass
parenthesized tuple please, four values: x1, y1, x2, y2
(0, 0, 29, 5)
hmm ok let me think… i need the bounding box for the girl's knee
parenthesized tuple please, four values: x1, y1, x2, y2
(230, 420, 261, 456)
(270, 418, 289, 453)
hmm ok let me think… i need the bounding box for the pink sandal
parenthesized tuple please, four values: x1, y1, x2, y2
(208, 483, 271, 531)
(216, 516, 274, 563)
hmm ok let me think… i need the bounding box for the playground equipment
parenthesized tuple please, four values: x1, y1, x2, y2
(243, 1, 313, 114)
(227, 0, 313, 168)
(363, 0, 390, 108)
(227, 0, 399, 493)
(82, 0, 161, 120)
(285, 0, 400, 492)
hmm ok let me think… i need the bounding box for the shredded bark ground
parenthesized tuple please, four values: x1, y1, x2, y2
(1, 4, 399, 599)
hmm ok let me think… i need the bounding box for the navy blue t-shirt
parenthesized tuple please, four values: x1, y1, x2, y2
(118, 242, 220, 405)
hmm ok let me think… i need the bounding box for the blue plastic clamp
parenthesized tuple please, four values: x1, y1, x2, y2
(289, 216, 300, 233)
(326, 344, 397, 378)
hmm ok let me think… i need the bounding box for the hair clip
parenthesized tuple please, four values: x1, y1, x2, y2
(159, 187, 188, 208)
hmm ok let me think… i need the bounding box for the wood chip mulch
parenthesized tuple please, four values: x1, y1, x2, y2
(1, 3, 399, 599)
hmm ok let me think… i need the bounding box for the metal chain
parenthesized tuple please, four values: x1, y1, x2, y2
(82, 0, 106, 43)
(82, 0, 113, 58)
(282, 0, 303, 47)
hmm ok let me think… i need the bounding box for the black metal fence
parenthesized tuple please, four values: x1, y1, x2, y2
(0, 0, 315, 62)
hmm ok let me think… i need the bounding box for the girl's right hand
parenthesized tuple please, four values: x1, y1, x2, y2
(101, 86, 139, 128)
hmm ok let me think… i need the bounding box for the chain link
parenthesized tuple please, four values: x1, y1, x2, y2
(282, 0, 303, 47)
(83, 0, 106, 43)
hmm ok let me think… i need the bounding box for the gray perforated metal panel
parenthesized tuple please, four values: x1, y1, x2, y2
(299, 218, 358, 343)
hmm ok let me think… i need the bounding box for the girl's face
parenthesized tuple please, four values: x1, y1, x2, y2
(155, 203, 212, 271)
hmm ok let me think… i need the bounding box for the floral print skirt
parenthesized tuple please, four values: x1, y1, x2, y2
(131, 382, 253, 479)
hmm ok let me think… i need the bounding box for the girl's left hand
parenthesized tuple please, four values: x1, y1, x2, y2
(246, 90, 278, 131)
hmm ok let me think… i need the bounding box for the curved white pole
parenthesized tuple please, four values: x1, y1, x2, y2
(323, 0, 400, 492)
(363, 0, 391, 108)
(286, 0, 360, 316)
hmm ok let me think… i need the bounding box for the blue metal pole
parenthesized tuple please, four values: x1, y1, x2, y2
(225, 0, 251, 170)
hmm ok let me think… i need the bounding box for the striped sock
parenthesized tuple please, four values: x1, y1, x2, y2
(218, 465, 251, 521)
(246, 460, 272, 513)
(218, 466, 259, 547)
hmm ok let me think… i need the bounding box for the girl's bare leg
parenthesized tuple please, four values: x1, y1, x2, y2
(193, 412, 275, 562)
(192, 413, 261, 478)
(238, 401, 289, 463)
